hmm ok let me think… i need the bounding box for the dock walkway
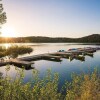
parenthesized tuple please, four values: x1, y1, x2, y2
(0, 53, 62, 68)
(0, 48, 97, 68)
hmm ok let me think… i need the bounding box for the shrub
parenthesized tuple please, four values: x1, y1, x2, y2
(0, 66, 99, 100)
(66, 68, 100, 100)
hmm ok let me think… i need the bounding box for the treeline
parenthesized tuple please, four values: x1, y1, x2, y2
(0, 34, 100, 43)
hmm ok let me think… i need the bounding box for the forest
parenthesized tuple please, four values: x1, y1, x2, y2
(0, 34, 100, 43)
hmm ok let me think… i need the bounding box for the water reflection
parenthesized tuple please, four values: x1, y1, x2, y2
(0, 43, 99, 70)
(68, 53, 94, 62)
(3, 43, 11, 49)
(0, 43, 100, 90)
(14, 65, 34, 70)
(69, 56, 85, 62)
(84, 53, 93, 57)
(51, 52, 94, 63)
(0, 44, 33, 58)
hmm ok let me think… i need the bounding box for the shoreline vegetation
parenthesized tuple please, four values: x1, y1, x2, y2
(0, 45, 33, 58)
(0, 67, 99, 100)
(0, 34, 100, 43)
(0, 0, 99, 99)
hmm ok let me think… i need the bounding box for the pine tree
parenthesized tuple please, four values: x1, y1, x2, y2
(0, 0, 7, 34)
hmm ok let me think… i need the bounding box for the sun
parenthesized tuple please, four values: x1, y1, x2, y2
(1, 26, 17, 37)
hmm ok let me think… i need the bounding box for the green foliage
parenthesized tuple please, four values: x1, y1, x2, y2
(0, 67, 99, 100)
(66, 69, 100, 100)
(0, 45, 33, 58)
(0, 0, 7, 25)
(0, 67, 62, 100)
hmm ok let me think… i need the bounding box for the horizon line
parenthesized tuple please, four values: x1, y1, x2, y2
(0, 34, 100, 39)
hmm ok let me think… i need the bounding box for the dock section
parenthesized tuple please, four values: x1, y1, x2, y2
(0, 59, 34, 70)
(0, 47, 99, 68)
(19, 53, 62, 61)
(0, 53, 62, 68)
(10, 59, 34, 67)
(0, 61, 10, 66)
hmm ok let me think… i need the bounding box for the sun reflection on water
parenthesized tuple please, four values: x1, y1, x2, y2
(3, 43, 11, 49)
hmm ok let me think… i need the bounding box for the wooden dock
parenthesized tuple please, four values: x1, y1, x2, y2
(0, 59, 34, 70)
(0, 48, 97, 68)
(10, 59, 34, 66)
(0, 61, 10, 66)
(19, 53, 62, 61)
(0, 53, 62, 68)
(43, 54, 61, 59)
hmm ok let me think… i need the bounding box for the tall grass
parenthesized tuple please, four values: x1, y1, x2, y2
(0, 66, 100, 100)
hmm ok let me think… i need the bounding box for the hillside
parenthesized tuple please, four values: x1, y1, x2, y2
(0, 34, 100, 43)
(76, 34, 100, 43)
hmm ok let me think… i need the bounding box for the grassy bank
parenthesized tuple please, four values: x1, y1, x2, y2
(0, 67, 99, 100)
(0, 45, 33, 58)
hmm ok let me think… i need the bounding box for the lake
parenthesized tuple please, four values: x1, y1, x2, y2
(0, 43, 100, 90)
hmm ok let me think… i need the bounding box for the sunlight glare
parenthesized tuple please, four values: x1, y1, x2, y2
(1, 26, 17, 37)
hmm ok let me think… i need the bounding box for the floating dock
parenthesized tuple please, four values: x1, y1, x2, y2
(0, 47, 99, 69)
(0, 61, 10, 66)
(0, 53, 62, 68)
(0, 59, 34, 70)
(10, 59, 34, 67)
(18, 53, 61, 61)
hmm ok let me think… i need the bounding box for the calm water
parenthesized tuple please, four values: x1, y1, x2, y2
(0, 43, 100, 89)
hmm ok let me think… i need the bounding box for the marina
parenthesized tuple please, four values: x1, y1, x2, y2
(0, 47, 99, 69)
(0, 43, 100, 98)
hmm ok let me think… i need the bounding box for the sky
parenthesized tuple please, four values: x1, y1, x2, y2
(2, 0, 100, 38)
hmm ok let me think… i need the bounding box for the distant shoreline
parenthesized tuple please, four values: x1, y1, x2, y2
(0, 34, 100, 43)
(0, 42, 100, 44)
